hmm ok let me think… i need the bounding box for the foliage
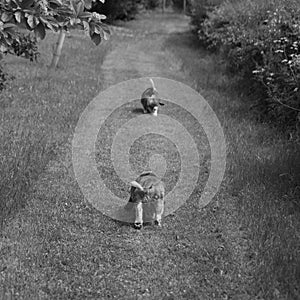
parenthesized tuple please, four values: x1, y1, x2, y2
(192, 0, 300, 125)
(91, 0, 141, 22)
(0, 0, 110, 54)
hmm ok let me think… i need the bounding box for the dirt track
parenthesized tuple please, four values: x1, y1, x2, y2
(0, 12, 251, 300)
(102, 12, 191, 86)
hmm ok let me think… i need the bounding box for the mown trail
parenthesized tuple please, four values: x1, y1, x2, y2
(0, 12, 251, 300)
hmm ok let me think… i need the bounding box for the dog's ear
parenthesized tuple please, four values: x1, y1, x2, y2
(130, 181, 144, 191)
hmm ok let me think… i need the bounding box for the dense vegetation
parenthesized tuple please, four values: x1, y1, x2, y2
(190, 0, 300, 128)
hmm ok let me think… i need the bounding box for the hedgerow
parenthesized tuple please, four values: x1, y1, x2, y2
(192, 0, 300, 126)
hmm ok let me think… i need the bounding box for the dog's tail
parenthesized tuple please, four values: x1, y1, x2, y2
(130, 181, 144, 191)
(149, 78, 157, 92)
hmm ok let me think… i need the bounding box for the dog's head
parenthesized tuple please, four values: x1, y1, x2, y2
(130, 172, 164, 203)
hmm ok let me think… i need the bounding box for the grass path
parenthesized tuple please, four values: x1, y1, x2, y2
(1, 11, 296, 300)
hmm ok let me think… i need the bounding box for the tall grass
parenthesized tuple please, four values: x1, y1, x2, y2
(165, 31, 300, 299)
(0, 31, 111, 229)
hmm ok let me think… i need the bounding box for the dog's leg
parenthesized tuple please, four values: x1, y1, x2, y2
(134, 202, 143, 229)
(154, 199, 164, 227)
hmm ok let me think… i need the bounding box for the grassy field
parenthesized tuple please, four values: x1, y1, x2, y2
(0, 11, 299, 300)
(0, 31, 111, 229)
(164, 31, 300, 299)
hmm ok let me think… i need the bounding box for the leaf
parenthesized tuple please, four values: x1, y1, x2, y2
(34, 23, 46, 40)
(39, 17, 56, 31)
(98, 14, 106, 20)
(82, 20, 89, 31)
(70, 0, 77, 14)
(1, 12, 12, 23)
(4, 26, 17, 34)
(34, 16, 40, 26)
(76, 2, 84, 16)
(90, 32, 101, 45)
(3, 23, 17, 29)
(78, 12, 92, 19)
(19, 0, 35, 9)
(48, 0, 62, 9)
(84, 0, 93, 9)
(93, 25, 101, 34)
(27, 14, 34, 29)
(102, 29, 109, 40)
(14, 11, 21, 23)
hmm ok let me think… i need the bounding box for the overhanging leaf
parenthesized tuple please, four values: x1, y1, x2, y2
(26, 14, 34, 28)
(78, 12, 92, 19)
(1, 12, 12, 23)
(76, 2, 84, 16)
(84, 0, 93, 9)
(14, 11, 22, 23)
(82, 20, 89, 31)
(19, 0, 35, 9)
(34, 22, 46, 40)
(90, 32, 101, 45)
(3, 23, 17, 29)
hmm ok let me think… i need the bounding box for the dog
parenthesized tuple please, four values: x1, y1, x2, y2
(141, 78, 164, 116)
(126, 171, 165, 229)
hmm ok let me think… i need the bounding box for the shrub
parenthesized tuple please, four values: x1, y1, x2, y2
(189, 1, 209, 29)
(194, 0, 300, 126)
(5, 33, 39, 61)
(0, 31, 38, 91)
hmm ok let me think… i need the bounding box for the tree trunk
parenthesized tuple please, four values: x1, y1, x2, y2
(162, 0, 166, 13)
(50, 29, 66, 69)
(183, 0, 186, 14)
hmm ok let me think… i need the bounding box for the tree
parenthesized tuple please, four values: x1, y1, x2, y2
(0, 0, 110, 69)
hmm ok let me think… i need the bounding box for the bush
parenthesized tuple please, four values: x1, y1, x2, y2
(8, 33, 39, 61)
(189, 1, 215, 30)
(193, 0, 300, 125)
(0, 31, 38, 92)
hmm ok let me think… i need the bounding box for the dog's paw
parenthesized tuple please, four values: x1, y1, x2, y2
(134, 222, 143, 230)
